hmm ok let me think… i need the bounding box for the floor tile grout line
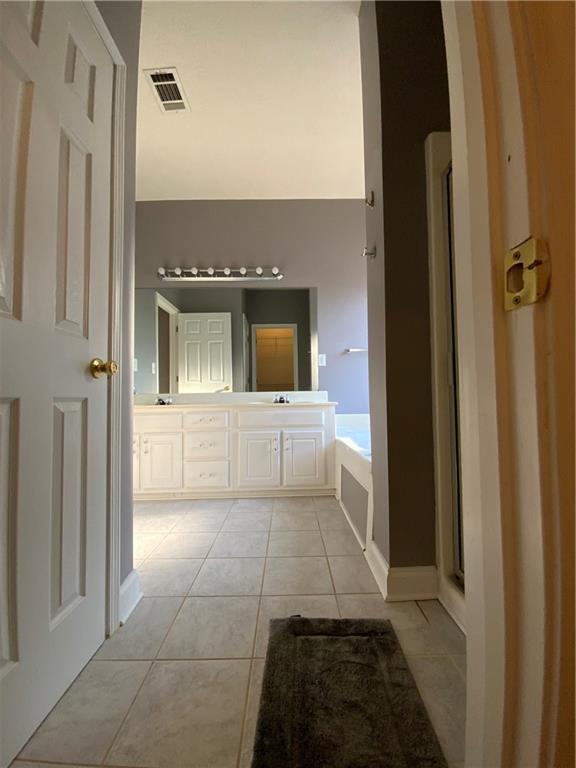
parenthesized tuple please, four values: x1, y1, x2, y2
(147, 595, 186, 662)
(13, 758, 149, 768)
(236, 523, 271, 767)
(415, 599, 432, 624)
(235, 657, 257, 768)
(80, 650, 457, 663)
(317, 515, 339, 607)
(100, 658, 155, 766)
(446, 651, 467, 684)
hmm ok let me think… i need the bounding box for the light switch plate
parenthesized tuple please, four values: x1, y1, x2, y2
(151, 362, 156, 375)
(318, 353, 326, 367)
(133, 358, 138, 372)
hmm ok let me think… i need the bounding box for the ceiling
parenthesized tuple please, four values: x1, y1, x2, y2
(136, 1, 365, 200)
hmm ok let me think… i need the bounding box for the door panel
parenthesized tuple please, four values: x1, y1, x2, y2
(283, 430, 325, 487)
(0, 3, 114, 763)
(178, 312, 232, 392)
(237, 431, 280, 488)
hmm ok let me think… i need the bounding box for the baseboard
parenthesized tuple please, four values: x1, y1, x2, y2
(364, 539, 390, 598)
(119, 569, 142, 625)
(134, 488, 336, 501)
(386, 565, 438, 601)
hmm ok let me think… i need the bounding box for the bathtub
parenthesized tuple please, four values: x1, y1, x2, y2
(335, 414, 373, 548)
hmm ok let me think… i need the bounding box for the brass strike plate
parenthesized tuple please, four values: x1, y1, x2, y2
(504, 237, 550, 311)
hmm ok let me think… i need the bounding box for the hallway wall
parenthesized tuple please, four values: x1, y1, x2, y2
(96, 0, 142, 583)
(360, 0, 450, 567)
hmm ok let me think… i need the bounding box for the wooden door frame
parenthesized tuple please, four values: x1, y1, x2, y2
(424, 131, 466, 632)
(442, 2, 574, 765)
(83, 2, 126, 638)
(155, 292, 178, 393)
(251, 323, 299, 392)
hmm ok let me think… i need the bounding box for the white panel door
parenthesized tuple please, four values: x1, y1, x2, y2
(177, 312, 233, 393)
(0, 3, 114, 764)
(237, 431, 281, 488)
(283, 430, 326, 487)
(140, 433, 183, 490)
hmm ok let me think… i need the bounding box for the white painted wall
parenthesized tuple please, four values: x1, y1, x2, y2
(137, 1, 364, 200)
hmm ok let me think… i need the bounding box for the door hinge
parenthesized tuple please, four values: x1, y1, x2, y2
(504, 236, 550, 311)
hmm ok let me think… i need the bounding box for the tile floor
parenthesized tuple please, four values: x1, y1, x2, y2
(14, 496, 466, 768)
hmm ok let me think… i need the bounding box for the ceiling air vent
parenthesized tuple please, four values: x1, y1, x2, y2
(144, 68, 188, 113)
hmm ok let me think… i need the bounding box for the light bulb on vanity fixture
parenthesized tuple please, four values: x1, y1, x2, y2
(255, 266, 264, 276)
(223, 267, 231, 276)
(173, 267, 182, 276)
(191, 267, 198, 276)
(239, 267, 247, 276)
(271, 267, 280, 275)
(157, 267, 166, 277)
(206, 267, 215, 276)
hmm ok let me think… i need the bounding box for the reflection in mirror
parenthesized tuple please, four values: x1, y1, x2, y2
(134, 287, 316, 394)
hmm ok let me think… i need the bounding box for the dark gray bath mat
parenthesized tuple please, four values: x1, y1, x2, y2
(251, 617, 448, 768)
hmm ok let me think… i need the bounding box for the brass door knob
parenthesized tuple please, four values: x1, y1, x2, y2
(89, 358, 119, 379)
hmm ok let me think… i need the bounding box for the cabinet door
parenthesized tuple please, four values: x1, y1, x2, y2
(237, 431, 281, 488)
(133, 433, 140, 491)
(283, 430, 326, 487)
(140, 432, 182, 490)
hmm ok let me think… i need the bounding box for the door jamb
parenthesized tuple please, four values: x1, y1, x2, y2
(442, 3, 506, 765)
(155, 292, 179, 393)
(83, 1, 126, 638)
(251, 323, 299, 392)
(424, 131, 466, 631)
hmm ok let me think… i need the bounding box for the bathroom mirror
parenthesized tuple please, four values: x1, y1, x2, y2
(134, 287, 317, 394)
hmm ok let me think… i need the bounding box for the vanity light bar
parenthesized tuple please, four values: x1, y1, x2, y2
(157, 266, 284, 282)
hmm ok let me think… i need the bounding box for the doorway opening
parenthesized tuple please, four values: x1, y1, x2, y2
(252, 324, 298, 392)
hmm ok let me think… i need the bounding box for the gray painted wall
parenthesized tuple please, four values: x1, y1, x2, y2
(360, 1, 450, 567)
(96, 1, 142, 583)
(135, 200, 368, 413)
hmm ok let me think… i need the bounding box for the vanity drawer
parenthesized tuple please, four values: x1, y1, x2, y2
(183, 411, 229, 430)
(237, 409, 325, 428)
(183, 460, 230, 489)
(184, 431, 229, 459)
(134, 411, 183, 432)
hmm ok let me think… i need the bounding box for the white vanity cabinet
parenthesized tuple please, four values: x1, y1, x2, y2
(140, 433, 182, 490)
(133, 402, 335, 498)
(237, 431, 281, 488)
(236, 428, 325, 489)
(282, 430, 325, 487)
(132, 434, 140, 490)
